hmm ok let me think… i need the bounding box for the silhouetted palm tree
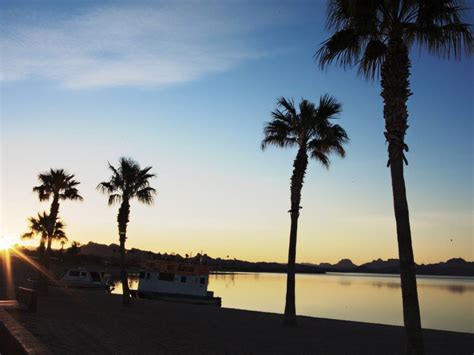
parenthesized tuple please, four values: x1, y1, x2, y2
(262, 96, 348, 326)
(33, 169, 82, 272)
(98, 157, 156, 306)
(46, 222, 67, 253)
(316, 1, 472, 353)
(22, 213, 67, 262)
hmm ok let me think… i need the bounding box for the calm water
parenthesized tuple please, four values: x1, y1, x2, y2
(114, 272, 473, 333)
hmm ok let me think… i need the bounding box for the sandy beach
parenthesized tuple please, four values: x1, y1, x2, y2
(3, 287, 472, 355)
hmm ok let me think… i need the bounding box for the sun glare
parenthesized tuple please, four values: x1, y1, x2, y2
(0, 236, 15, 251)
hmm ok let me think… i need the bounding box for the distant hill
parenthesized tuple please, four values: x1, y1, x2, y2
(318, 258, 358, 271)
(79, 242, 325, 274)
(354, 258, 474, 276)
(416, 258, 474, 277)
(81, 242, 120, 258)
(78, 242, 473, 276)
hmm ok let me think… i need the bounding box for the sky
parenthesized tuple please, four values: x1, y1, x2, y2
(0, 0, 472, 265)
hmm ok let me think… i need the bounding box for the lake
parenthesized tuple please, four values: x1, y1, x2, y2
(113, 272, 473, 333)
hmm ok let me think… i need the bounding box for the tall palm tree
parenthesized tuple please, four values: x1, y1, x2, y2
(316, 1, 472, 353)
(22, 213, 67, 261)
(98, 157, 156, 306)
(33, 169, 82, 270)
(262, 96, 348, 326)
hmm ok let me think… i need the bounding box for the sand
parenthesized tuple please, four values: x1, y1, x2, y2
(4, 287, 472, 355)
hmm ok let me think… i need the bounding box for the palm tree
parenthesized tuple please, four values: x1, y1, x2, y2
(33, 169, 82, 271)
(59, 239, 67, 253)
(262, 96, 348, 326)
(22, 213, 67, 261)
(98, 157, 156, 306)
(316, 1, 472, 353)
(21, 212, 49, 258)
(46, 222, 67, 253)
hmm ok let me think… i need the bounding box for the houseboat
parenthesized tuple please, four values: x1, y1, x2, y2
(58, 267, 112, 290)
(137, 261, 221, 306)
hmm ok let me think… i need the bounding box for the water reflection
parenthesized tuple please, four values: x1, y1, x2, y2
(368, 280, 473, 293)
(112, 272, 473, 333)
(208, 273, 473, 333)
(333, 273, 474, 294)
(111, 275, 139, 295)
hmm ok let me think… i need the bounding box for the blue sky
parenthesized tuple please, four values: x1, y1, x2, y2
(1, 0, 472, 264)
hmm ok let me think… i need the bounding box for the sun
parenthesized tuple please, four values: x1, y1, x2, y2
(0, 236, 16, 251)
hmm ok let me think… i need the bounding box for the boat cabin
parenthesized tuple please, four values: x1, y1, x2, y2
(60, 267, 109, 289)
(138, 261, 212, 297)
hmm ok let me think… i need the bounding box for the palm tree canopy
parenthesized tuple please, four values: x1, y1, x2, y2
(33, 169, 83, 201)
(21, 212, 67, 241)
(316, 0, 473, 78)
(261, 95, 349, 168)
(97, 157, 156, 205)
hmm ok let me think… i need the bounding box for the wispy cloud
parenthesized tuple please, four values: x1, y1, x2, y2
(1, 2, 284, 89)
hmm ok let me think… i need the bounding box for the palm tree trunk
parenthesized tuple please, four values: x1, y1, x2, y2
(40, 196, 59, 294)
(47, 237, 52, 253)
(38, 237, 46, 259)
(381, 36, 424, 355)
(45, 196, 60, 271)
(283, 146, 308, 326)
(37, 236, 46, 288)
(118, 200, 131, 306)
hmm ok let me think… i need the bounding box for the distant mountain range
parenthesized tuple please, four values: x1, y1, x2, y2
(79, 242, 474, 277)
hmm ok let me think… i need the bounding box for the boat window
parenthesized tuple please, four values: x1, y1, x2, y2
(159, 273, 175, 282)
(139, 272, 145, 279)
(181, 276, 187, 283)
(90, 272, 101, 282)
(81, 272, 87, 277)
(69, 270, 80, 277)
(200, 277, 206, 284)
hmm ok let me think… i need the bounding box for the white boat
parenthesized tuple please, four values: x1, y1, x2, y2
(137, 261, 221, 306)
(59, 267, 111, 289)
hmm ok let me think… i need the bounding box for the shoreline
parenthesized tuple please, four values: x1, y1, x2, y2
(211, 270, 474, 280)
(6, 288, 473, 354)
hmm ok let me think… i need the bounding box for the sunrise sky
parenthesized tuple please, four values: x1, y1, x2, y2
(1, 0, 472, 264)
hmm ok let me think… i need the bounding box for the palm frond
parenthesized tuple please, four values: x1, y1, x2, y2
(316, 28, 363, 69)
(107, 194, 123, 206)
(261, 120, 296, 150)
(276, 97, 297, 117)
(318, 0, 472, 78)
(316, 94, 343, 120)
(21, 232, 35, 240)
(54, 220, 65, 230)
(136, 187, 156, 205)
(99, 157, 156, 205)
(32, 185, 50, 201)
(261, 136, 298, 150)
(358, 38, 387, 79)
(407, 22, 473, 59)
(34, 169, 82, 203)
(310, 149, 330, 168)
(97, 181, 116, 194)
(61, 188, 83, 201)
(262, 95, 348, 170)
